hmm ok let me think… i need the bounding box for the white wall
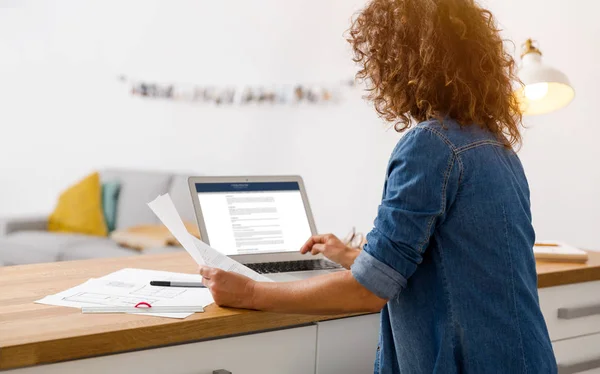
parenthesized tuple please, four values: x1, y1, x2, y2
(0, 0, 598, 249)
(0, 0, 401, 237)
(485, 0, 600, 250)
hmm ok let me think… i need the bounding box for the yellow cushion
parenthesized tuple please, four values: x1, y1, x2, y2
(48, 172, 108, 237)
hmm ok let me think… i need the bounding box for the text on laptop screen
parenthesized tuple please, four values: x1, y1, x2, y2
(195, 182, 312, 255)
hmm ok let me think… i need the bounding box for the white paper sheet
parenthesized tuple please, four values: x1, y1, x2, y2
(147, 194, 205, 265)
(147, 194, 272, 282)
(189, 235, 272, 282)
(36, 268, 214, 318)
(534, 241, 588, 255)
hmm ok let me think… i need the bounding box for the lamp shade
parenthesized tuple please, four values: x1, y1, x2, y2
(516, 40, 575, 115)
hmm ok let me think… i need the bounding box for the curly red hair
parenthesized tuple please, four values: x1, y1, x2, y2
(348, 0, 522, 146)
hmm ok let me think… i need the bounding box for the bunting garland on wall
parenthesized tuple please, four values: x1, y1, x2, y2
(118, 75, 357, 105)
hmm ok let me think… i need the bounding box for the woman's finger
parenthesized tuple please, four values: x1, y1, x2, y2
(299, 238, 312, 254)
(198, 265, 214, 279)
(300, 235, 326, 254)
(310, 243, 325, 255)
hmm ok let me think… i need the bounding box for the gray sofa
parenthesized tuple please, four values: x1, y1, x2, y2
(0, 169, 198, 266)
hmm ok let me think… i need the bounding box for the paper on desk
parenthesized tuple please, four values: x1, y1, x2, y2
(36, 268, 214, 319)
(534, 241, 587, 255)
(102, 268, 205, 283)
(147, 194, 271, 282)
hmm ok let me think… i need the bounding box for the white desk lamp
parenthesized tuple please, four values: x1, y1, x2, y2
(516, 39, 575, 115)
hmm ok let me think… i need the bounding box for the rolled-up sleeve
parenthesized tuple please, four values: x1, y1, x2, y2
(352, 247, 407, 299)
(351, 126, 460, 300)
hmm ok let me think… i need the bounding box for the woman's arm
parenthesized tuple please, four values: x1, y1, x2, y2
(199, 266, 387, 314)
(253, 270, 386, 314)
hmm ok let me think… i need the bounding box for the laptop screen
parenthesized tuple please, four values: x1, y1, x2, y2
(195, 182, 312, 255)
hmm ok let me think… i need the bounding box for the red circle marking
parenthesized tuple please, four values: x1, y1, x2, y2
(134, 302, 152, 308)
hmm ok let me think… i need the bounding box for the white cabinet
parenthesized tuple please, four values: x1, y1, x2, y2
(539, 281, 600, 341)
(315, 314, 380, 374)
(540, 281, 600, 373)
(8, 326, 318, 374)
(553, 332, 600, 374)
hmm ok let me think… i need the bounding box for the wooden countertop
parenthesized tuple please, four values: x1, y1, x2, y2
(1, 251, 599, 370)
(0, 253, 355, 371)
(537, 250, 600, 287)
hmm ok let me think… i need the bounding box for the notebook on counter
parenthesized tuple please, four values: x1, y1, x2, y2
(534, 241, 589, 263)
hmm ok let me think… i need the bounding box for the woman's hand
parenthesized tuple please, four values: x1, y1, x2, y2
(300, 234, 360, 270)
(199, 265, 257, 309)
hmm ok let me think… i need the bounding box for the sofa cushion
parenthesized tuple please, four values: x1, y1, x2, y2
(169, 175, 197, 223)
(101, 170, 173, 230)
(3, 231, 96, 262)
(0, 239, 57, 265)
(102, 181, 121, 232)
(2, 231, 101, 263)
(59, 240, 136, 261)
(2, 231, 136, 263)
(48, 172, 108, 237)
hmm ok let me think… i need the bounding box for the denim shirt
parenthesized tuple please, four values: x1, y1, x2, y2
(351, 119, 556, 373)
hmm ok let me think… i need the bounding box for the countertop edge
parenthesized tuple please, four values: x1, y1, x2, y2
(0, 312, 357, 371)
(538, 267, 600, 288)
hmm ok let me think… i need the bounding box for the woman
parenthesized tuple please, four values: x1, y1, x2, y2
(198, 0, 556, 372)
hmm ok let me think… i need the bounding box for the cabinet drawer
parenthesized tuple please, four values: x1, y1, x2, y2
(7, 326, 317, 374)
(553, 332, 600, 374)
(539, 281, 600, 341)
(316, 313, 380, 374)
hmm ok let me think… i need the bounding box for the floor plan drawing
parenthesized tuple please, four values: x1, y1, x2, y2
(63, 292, 159, 306)
(129, 285, 187, 298)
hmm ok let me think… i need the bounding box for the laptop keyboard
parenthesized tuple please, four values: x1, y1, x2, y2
(246, 259, 342, 274)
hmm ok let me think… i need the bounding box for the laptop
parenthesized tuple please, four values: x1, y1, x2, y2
(188, 176, 343, 281)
